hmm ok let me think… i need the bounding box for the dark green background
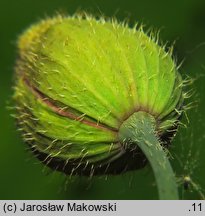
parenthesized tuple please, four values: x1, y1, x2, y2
(0, 0, 205, 199)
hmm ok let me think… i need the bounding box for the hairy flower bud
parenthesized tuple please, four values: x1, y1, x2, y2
(13, 14, 183, 176)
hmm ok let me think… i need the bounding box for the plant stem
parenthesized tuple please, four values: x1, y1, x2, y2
(119, 111, 179, 200)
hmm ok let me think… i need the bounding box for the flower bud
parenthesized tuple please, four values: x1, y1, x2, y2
(13, 15, 183, 176)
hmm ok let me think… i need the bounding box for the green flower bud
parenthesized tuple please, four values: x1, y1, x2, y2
(13, 14, 183, 177)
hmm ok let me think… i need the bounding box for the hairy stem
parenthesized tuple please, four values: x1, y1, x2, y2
(119, 111, 179, 200)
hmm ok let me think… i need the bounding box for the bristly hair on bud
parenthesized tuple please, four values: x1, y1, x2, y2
(12, 12, 191, 199)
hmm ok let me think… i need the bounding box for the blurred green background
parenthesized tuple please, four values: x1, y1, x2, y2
(0, 0, 205, 200)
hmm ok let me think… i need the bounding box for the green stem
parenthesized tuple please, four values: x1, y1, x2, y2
(119, 111, 179, 200)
